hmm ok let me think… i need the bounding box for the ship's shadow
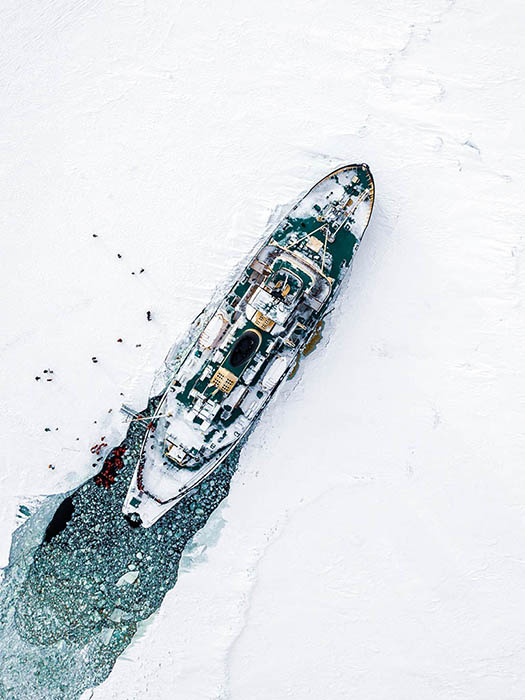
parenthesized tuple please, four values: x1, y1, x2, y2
(1, 395, 242, 699)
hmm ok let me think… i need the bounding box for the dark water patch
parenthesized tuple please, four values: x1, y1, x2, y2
(43, 497, 74, 543)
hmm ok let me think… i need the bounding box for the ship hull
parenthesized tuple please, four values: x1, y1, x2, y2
(123, 164, 375, 527)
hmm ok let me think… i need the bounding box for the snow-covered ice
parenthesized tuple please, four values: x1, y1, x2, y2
(2, 0, 525, 698)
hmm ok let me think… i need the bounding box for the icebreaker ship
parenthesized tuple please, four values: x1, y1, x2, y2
(123, 164, 375, 527)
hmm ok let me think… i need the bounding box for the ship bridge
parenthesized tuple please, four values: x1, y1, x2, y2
(245, 244, 332, 329)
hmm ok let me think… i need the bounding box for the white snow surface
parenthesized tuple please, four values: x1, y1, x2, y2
(2, 0, 525, 698)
